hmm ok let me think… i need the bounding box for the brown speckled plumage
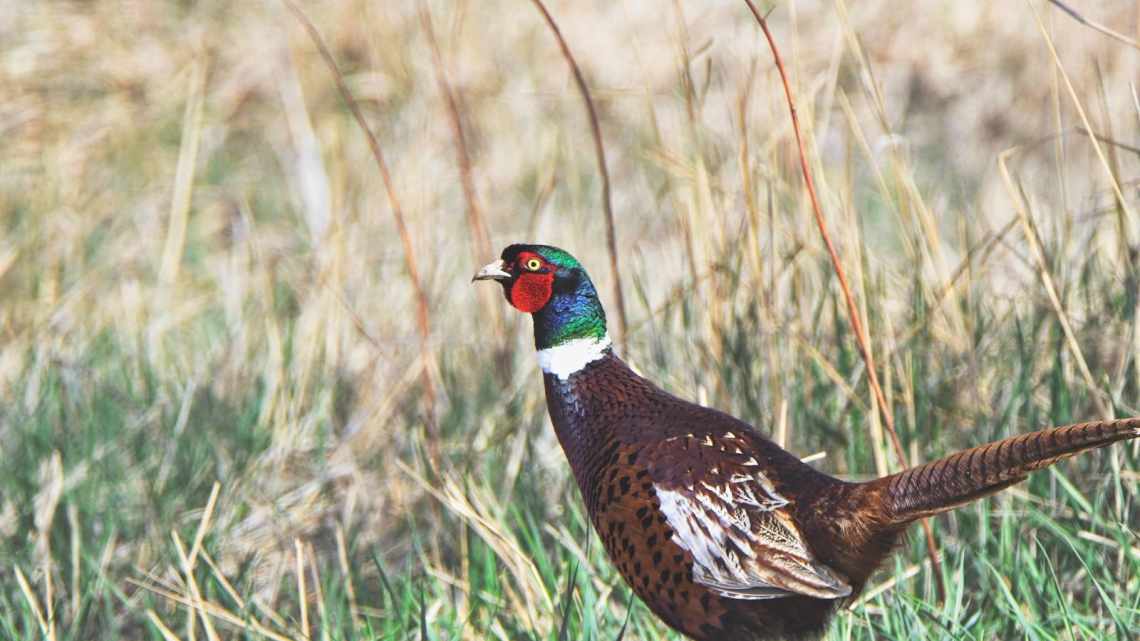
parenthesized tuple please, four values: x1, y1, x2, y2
(475, 244, 1140, 641)
(543, 351, 1140, 640)
(544, 352, 857, 639)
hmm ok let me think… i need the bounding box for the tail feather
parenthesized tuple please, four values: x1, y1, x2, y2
(880, 417, 1140, 524)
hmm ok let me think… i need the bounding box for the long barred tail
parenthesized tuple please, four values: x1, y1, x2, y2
(879, 417, 1140, 523)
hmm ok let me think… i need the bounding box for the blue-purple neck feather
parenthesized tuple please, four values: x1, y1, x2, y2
(533, 269, 607, 350)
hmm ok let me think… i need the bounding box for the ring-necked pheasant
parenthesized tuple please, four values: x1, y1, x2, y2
(473, 243, 1140, 641)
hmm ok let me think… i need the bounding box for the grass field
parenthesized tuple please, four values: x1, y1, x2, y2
(2, 1, 1140, 639)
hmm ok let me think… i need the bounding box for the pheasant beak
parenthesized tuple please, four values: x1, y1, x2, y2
(472, 259, 511, 282)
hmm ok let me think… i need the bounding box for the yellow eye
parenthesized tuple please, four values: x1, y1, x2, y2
(524, 258, 542, 271)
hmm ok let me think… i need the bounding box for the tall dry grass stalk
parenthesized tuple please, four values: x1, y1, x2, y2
(528, 0, 630, 352)
(741, 0, 946, 598)
(283, 0, 439, 460)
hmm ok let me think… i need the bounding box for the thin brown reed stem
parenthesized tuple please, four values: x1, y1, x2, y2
(418, 5, 511, 371)
(418, 6, 494, 267)
(1045, 0, 1140, 52)
(282, 0, 439, 461)
(527, 0, 629, 353)
(740, 0, 945, 599)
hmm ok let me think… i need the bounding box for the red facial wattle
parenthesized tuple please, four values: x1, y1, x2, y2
(509, 271, 554, 312)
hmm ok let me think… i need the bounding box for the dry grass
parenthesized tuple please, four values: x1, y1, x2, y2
(1, 1, 1139, 639)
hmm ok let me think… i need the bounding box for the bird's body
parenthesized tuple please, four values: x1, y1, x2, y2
(543, 346, 855, 640)
(474, 243, 1140, 641)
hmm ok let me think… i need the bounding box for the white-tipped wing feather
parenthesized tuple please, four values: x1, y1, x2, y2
(653, 434, 852, 601)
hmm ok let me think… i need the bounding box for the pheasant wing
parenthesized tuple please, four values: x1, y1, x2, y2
(646, 431, 852, 601)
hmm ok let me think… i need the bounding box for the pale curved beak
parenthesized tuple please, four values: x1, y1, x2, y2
(472, 259, 511, 282)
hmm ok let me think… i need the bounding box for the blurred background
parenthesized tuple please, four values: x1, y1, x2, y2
(1, 1, 1139, 639)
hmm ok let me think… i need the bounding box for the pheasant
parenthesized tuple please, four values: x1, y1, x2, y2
(473, 243, 1140, 641)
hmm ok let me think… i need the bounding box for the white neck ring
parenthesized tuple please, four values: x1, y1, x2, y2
(537, 334, 612, 381)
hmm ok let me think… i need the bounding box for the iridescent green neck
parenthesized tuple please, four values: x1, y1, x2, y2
(532, 272, 607, 351)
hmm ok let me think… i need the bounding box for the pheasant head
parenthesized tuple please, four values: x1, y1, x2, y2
(473, 244, 610, 361)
